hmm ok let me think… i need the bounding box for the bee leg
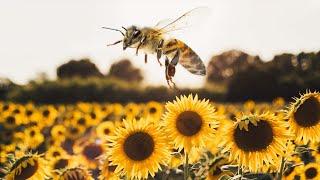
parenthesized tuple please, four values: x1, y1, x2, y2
(144, 54, 148, 64)
(136, 36, 146, 55)
(170, 49, 180, 66)
(156, 39, 164, 66)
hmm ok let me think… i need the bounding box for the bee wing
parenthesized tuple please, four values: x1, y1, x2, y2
(157, 7, 210, 34)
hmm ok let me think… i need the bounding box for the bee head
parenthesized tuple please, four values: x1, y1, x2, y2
(122, 26, 142, 50)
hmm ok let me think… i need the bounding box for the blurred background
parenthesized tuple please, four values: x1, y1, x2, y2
(1, 0, 320, 103)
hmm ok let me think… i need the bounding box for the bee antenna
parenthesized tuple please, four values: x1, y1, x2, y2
(102, 27, 125, 36)
(122, 26, 127, 31)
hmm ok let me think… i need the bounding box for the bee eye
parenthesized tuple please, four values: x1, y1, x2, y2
(132, 30, 140, 38)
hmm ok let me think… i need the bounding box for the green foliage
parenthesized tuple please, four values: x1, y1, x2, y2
(108, 59, 143, 82)
(57, 58, 103, 79)
(6, 77, 224, 104)
(224, 51, 320, 101)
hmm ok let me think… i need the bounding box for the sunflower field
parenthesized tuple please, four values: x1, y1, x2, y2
(1, 92, 320, 180)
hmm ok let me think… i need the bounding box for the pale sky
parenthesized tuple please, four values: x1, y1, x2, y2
(0, 0, 320, 87)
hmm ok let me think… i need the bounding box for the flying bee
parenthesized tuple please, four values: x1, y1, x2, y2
(103, 7, 208, 88)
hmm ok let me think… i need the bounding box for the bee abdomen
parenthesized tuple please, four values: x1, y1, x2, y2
(163, 39, 206, 76)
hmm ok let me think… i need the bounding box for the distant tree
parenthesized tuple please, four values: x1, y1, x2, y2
(108, 59, 143, 83)
(206, 50, 263, 83)
(57, 58, 103, 79)
(0, 78, 17, 100)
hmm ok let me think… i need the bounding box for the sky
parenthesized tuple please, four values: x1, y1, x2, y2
(0, 0, 320, 87)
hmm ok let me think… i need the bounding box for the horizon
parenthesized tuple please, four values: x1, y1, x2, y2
(1, 0, 320, 87)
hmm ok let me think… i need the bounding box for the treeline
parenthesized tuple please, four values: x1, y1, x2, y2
(206, 50, 320, 101)
(1, 50, 320, 103)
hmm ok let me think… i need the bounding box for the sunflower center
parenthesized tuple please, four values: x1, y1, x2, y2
(54, 159, 68, 170)
(3, 105, 9, 111)
(149, 107, 157, 114)
(90, 112, 96, 119)
(104, 128, 110, 135)
(6, 116, 15, 124)
(123, 132, 154, 161)
(78, 118, 86, 125)
(176, 111, 203, 136)
(14, 160, 38, 180)
(13, 109, 20, 114)
(305, 167, 318, 179)
(233, 120, 274, 152)
(294, 97, 320, 127)
(42, 110, 50, 117)
(83, 144, 103, 160)
(26, 110, 33, 116)
(70, 127, 79, 134)
(30, 130, 36, 137)
(53, 151, 61, 157)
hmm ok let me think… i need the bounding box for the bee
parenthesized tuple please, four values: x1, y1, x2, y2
(103, 7, 208, 88)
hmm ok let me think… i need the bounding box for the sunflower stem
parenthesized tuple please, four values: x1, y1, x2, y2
(184, 153, 189, 180)
(276, 157, 285, 180)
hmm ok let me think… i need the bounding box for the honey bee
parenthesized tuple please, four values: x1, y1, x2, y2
(103, 7, 208, 88)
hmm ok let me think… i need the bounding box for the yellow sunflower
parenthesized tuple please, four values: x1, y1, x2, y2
(143, 101, 163, 121)
(74, 141, 105, 169)
(45, 146, 68, 160)
(66, 125, 85, 140)
(162, 94, 219, 153)
(51, 124, 67, 142)
(98, 158, 118, 180)
(3, 152, 50, 180)
(56, 166, 93, 180)
(220, 112, 292, 172)
(50, 157, 72, 171)
(300, 163, 320, 180)
(40, 105, 58, 126)
(286, 91, 320, 144)
(24, 126, 44, 149)
(96, 121, 115, 141)
(1, 113, 22, 129)
(283, 164, 303, 180)
(108, 118, 171, 179)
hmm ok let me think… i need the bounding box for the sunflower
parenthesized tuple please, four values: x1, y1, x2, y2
(56, 166, 93, 180)
(74, 141, 105, 169)
(108, 118, 171, 179)
(300, 163, 320, 180)
(3, 152, 50, 180)
(287, 91, 320, 144)
(51, 124, 67, 142)
(220, 112, 292, 172)
(1, 113, 22, 129)
(162, 94, 219, 153)
(71, 116, 90, 128)
(143, 101, 163, 121)
(98, 159, 118, 180)
(40, 105, 58, 126)
(50, 157, 71, 171)
(24, 126, 44, 149)
(283, 164, 303, 180)
(124, 103, 141, 119)
(96, 121, 115, 141)
(111, 103, 123, 116)
(45, 146, 68, 160)
(66, 125, 85, 140)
